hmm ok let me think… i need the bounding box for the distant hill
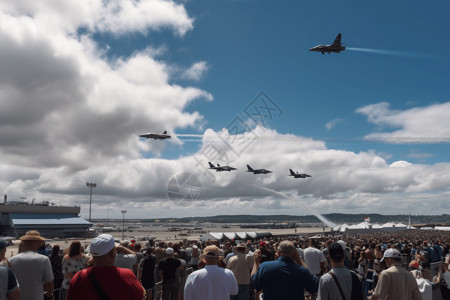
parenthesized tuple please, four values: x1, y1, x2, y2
(133, 213, 450, 225)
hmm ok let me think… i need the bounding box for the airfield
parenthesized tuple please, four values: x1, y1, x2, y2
(5, 224, 329, 259)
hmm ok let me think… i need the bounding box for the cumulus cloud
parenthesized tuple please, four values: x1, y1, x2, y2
(181, 61, 209, 81)
(5, 124, 450, 218)
(2, 3, 450, 219)
(0, 0, 194, 36)
(357, 102, 450, 143)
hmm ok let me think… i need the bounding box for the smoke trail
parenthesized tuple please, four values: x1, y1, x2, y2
(176, 134, 204, 138)
(256, 185, 337, 228)
(347, 47, 444, 61)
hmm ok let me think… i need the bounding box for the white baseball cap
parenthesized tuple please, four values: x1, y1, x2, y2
(89, 234, 115, 257)
(166, 247, 174, 255)
(380, 248, 402, 262)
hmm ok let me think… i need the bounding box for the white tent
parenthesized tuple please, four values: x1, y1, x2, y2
(235, 232, 249, 240)
(223, 232, 237, 240)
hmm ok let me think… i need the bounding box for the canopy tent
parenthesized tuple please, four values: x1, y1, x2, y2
(200, 231, 272, 241)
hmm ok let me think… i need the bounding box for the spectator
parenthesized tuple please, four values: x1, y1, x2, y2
(184, 245, 238, 300)
(227, 243, 254, 300)
(114, 243, 136, 270)
(9, 231, 54, 300)
(410, 260, 432, 300)
(252, 240, 319, 300)
(188, 245, 200, 271)
(138, 247, 156, 300)
(0, 239, 20, 300)
(159, 247, 183, 300)
(371, 248, 421, 300)
(304, 239, 326, 280)
(318, 242, 363, 300)
(67, 234, 144, 299)
(48, 245, 63, 300)
(61, 240, 90, 299)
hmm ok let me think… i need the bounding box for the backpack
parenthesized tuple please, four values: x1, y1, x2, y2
(350, 271, 364, 300)
(328, 270, 364, 300)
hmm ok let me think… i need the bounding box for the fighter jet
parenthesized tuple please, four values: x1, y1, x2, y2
(289, 169, 312, 178)
(208, 162, 237, 172)
(247, 164, 272, 174)
(139, 130, 171, 140)
(309, 33, 345, 55)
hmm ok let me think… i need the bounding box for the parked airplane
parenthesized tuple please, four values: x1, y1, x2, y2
(309, 33, 345, 55)
(208, 162, 237, 172)
(247, 164, 272, 174)
(139, 130, 171, 140)
(289, 169, 312, 178)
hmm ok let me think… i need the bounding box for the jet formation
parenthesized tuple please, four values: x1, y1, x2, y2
(140, 132, 311, 179)
(206, 163, 311, 178)
(309, 33, 345, 55)
(139, 130, 171, 140)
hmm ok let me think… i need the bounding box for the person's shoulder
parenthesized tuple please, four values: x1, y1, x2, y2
(118, 267, 135, 275)
(319, 273, 333, 283)
(229, 255, 238, 262)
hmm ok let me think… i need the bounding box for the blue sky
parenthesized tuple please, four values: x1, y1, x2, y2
(98, 0, 450, 163)
(1, 0, 450, 218)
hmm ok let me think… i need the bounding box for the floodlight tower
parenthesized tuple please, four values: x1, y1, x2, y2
(86, 182, 97, 222)
(121, 210, 127, 241)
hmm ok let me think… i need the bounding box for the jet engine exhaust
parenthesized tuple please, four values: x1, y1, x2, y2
(347, 47, 444, 61)
(255, 186, 337, 228)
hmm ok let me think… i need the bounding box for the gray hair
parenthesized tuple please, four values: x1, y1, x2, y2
(278, 241, 296, 256)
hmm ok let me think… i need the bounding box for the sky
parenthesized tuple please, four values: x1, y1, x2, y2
(1, 0, 450, 220)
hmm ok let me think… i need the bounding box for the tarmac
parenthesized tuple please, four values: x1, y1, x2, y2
(6, 225, 330, 258)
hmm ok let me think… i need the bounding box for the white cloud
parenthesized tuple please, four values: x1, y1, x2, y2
(4, 125, 450, 218)
(357, 102, 450, 143)
(181, 61, 209, 81)
(325, 118, 343, 131)
(2, 3, 450, 219)
(0, 0, 194, 36)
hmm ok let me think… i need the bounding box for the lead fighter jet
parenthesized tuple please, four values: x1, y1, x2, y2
(309, 33, 345, 55)
(208, 162, 237, 172)
(247, 164, 272, 174)
(139, 130, 171, 140)
(289, 169, 311, 178)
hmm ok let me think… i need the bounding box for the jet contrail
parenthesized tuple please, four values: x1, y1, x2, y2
(256, 185, 337, 228)
(176, 134, 205, 138)
(347, 47, 446, 61)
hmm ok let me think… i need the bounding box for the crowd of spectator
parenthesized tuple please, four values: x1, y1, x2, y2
(0, 229, 449, 299)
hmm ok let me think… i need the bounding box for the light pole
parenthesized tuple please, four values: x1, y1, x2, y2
(86, 182, 97, 222)
(121, 210, 127, 241)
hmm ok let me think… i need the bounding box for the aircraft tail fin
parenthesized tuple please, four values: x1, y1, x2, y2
(208, 162, 215, 168)
(163, 130, 167, 134)
(289, 169, 295, 175)
(247, 165, 254, 172)
(332, 33, 342, 46)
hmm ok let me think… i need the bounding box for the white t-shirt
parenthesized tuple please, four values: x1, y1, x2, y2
(184, 265, 238, 300)
(10, 251, 54, 300)
(304, 247, 325, 275)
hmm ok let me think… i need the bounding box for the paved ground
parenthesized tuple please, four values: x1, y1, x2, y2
(6, 225, 329, 258)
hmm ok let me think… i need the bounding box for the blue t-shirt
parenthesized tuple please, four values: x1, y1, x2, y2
(252, 257, 318, 300)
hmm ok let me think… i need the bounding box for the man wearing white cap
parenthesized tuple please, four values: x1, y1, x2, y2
(184, 245, 238, 300)
(158, 247, 182, 300)
(66, 234, 144, 300)
(370, 248, 421, 300)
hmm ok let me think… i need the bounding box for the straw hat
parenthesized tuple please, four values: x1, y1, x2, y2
(19, 230, 46, 241)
